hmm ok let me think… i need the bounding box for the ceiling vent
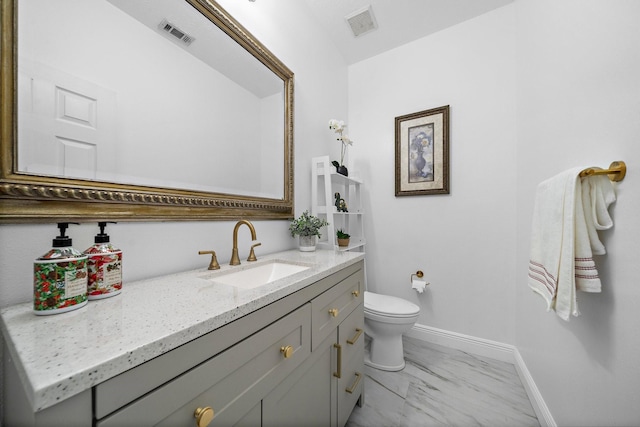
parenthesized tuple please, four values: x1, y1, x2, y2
(158, 19, 195, 46)
(345, 5, 378, 38)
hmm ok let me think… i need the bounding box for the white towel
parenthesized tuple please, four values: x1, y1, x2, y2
(576, 173, 616, 292)
(527, 167, 616, 321)
(582, 172, 616, 256)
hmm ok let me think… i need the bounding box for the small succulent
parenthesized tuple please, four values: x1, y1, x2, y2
(336, 229, 350, 239)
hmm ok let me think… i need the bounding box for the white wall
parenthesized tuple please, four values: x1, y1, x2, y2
(514, 0, 640, 425)
(350, 1, 640, 424)
(348, 5, 518, 345)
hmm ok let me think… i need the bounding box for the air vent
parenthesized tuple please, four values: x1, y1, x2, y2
(158, 19, 195, 46)
(345, 5, 377, 37)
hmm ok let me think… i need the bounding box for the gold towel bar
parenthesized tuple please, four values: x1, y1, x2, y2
(579, 161, 626, 182)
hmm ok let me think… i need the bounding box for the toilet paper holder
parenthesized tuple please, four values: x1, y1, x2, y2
(410, 270, 429, 293)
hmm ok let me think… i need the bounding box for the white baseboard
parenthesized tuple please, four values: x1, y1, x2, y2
(406, 323, 556, 427)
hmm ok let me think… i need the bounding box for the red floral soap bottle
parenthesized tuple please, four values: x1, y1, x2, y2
(84, 222, 123, 300)
(33, 223, 88, 315)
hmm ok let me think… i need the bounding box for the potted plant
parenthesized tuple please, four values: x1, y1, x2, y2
(336, 229, 351, 247)
(329, 119, 354, 176)
(289, 210, 330, 252)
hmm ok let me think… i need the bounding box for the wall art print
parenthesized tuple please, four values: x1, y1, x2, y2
(395, 105, 450, 196)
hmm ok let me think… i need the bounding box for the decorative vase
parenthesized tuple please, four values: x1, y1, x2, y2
(337, 238, 350, 247)
(414, 152, 427, 177)
(298, 235, 317, 252)
(336, 164, 349, 177)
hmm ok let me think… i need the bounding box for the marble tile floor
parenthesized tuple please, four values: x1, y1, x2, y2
(346, 336, 540, 427)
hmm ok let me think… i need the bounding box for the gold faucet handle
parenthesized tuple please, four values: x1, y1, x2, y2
(198, 250, 220, 270)
(247, 242, 261, 262)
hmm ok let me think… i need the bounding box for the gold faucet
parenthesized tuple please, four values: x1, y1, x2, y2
(230, 220, 260, 265)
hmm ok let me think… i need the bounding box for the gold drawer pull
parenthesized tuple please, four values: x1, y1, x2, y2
(194, 406, 214, 427)
(347, 328, 363, 345)
(280, 345, 294, 358)
(351, 290, 360, 297)
(333, 343, 342, 378)
(328, 308, 339, 317)
(345, 372, 362, 394)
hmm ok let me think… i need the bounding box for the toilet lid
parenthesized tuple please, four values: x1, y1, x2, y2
(364, 291, 420, 317)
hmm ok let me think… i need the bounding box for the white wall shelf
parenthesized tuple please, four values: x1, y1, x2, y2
(312, 156, 365, 252)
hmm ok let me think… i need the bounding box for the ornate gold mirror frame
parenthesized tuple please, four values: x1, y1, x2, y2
(0, 0, 294, 223)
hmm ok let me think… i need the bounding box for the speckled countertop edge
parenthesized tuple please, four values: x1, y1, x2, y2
(0, 249, 364, 412)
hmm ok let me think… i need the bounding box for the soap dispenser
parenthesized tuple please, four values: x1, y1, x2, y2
(84, 222, 123, 300)
(33, 223, 88, 315)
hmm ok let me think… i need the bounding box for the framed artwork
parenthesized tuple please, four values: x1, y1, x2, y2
(395, 105, 450, 196)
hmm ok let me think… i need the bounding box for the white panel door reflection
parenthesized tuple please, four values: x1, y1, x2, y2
(18, 58, 116, 181)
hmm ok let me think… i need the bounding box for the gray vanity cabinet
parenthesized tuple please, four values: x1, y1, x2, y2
(3, 260, 365, 427)
(264, 267, 365, 427)
(311, 266, 365, 427)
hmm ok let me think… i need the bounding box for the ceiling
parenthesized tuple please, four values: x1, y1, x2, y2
(301, 0, 514, 65)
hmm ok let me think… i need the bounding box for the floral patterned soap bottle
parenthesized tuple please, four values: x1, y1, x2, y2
(33, 223, 88, 315)
(84, 222, 123, 300)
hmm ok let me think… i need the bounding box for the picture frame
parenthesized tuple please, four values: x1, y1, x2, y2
(395, 105, 450, 196)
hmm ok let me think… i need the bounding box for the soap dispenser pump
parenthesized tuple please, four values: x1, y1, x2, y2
(84, 222, 123, 300)
(33, 223, 88, 315)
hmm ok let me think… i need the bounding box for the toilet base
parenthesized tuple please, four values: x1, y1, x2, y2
(363, 332, 407, 371)
(364, 354, 405, 371)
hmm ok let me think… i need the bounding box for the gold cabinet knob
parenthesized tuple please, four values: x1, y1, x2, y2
(351, 290, 360, 297)
(280, 345, 293, 358)
(328, 308, 339, 317)
(194, 406, 214, 427)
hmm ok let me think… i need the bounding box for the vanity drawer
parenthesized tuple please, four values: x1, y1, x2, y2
(311, 268, 363, 350)
(97, 303, 311, 427)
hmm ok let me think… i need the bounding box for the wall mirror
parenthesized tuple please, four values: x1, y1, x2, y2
(0, 0, 294, 222)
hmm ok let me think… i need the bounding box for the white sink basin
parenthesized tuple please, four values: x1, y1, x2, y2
(205, 260, 311, 289)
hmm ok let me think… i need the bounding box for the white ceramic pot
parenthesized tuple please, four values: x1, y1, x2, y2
(298, 235, 317, 252)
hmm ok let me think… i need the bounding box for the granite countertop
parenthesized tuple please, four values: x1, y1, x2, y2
(0, 249, 364, 412)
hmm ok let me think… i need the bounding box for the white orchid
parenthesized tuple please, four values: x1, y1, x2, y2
(338, 135, 353, 146)
(328, 119, 345, 133)
(328, 119, 354, 167)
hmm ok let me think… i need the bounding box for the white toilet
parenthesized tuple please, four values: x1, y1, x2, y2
(364, 291, 421, 371)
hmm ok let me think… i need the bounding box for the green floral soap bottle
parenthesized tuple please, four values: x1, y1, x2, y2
(33, 223, 88, 315)
(84, 222, 123, 300)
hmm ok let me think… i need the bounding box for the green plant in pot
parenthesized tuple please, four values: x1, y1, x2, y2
(289, 210, 329, 252)
(336, 229, 351, 247)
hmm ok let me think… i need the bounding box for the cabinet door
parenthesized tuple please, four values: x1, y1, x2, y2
(263, 331, 337, 427)
(337, 303, 365, 427)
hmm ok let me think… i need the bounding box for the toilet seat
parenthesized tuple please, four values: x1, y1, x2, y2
(364, 291, 420, 318)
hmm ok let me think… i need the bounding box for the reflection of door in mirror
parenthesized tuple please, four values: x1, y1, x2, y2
(18, 58, 117, 180)
(18, 0, 285, 199)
